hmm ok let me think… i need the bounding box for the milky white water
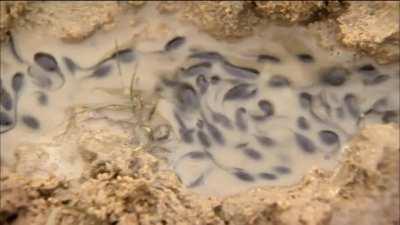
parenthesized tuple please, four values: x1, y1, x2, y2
(1, 5, 398, 196)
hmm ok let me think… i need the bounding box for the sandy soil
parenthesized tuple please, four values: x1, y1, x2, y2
(0, 1, 399, 225)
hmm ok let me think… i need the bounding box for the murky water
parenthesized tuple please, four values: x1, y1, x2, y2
(1, 6, 399, 196)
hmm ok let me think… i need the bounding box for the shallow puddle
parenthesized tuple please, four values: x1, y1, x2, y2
(1, 7, 399, 196)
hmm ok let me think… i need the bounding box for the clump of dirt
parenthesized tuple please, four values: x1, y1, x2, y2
(337, 1, 400, 64)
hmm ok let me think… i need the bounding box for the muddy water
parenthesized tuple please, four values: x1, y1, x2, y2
(1, 6, 399, 196)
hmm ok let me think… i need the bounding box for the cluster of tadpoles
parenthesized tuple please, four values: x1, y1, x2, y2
(0, 32, 136, 134)
(0, 33, 398, 189)
(153, 36, 399, 187)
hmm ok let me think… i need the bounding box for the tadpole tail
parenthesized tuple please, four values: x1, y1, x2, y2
(7, 31, 24, 63)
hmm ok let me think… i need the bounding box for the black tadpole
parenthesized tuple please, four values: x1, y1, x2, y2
(89, 64, 113, 79)
(12, 72, 24, 94)
(211, 111, 233, 129)
(164, 36, 186, 51)
(235, 107, 248, 131)
(299, 92, 312, 109)
(233, 169, 255, 182)
(0, 85, 13, 111)
(254, 135, 276, 147)
(318, 130, 339, 146)
(320, 67, 349, 86)
(344, 94, 360, 119)
(223, 83, 257, 102)
(189, 51, 224, 61)
(34, 52, 60, 72)
(296, 53, 314, 63)
(297, 116, 310, 130)
(0, 111, 13, 126)
(222, 61, 260, 80)
(197, 130, 211, 148)
(205, 121, 225, 145)
(21, 115, 40, 130)
(63, 56, 79, 74)
(176, 82, 199, 110)
(268, 75, 290, 87)
(242, 147, 262, 160)
(294, 132, 316, 153)
(33, 52, 65, 87)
